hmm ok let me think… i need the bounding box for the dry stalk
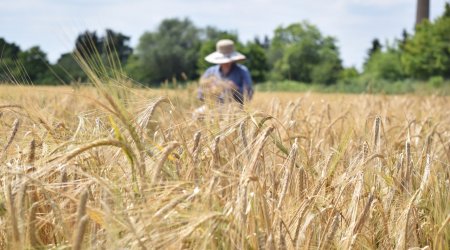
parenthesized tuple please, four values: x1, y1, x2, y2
(28, 202, 39, 248)
(103, 92, 147, 181)
(136, 97, 170, 133)
(72, 215, 89, 250)
(27, 139, 36, 164)
(76, 190, 89, 223)
(17, 182, 28, 238)
(152, 191, 196, 219)
(265, 233, 275, 250)
(61, 138, 136, 162)
(362, 141, 369, 161)
(0, 104, 24, 109)
(278, 221, 287, 250)
(1, 118, 20, 159)
(373, 116, 381, 152)
(433, 214, 450, 248)
(192, 131, 201, 155)
(399, 190, 420, 250)
(151, 141, 180, 184)
(416, 154, 431, 201)
(277, 138, 298, 210)
(6, 184, 20, 244)
(404, 139, 412, 191)
(424, 134, 432, 156)
(353, 191, 375, 234)
(239, 121, 248, 150)
(245, 126, 274, 176)
(211, 136, 221, 169)
(320, 213, 340, 250)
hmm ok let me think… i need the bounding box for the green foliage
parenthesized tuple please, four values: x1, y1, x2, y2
(241, 41, 269, 82)
(255, 80, 314, 92)
(52, 53, 87, 83)
(429, 75, 444, 88)
(401, 13, 450, 79)
(363, 38, 382, 67)
(0, 39, 55, 84)
(256, 78, 450, 95)
(18, 46, 53, 84)
(339, 67, 359, 83)
(128, 18, 201, 85)
(268, 21, 342, 84)
(75, 31, 103, 62)
(364, 49, 404, 81)
(1, 38, 22, 82)
(444, 2, 450, 18)
(0, 38, 20, 59)
(103, 29, 133, 66)
(3, 3, 450, 88)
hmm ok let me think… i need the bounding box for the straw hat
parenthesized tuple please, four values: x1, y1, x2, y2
(205, 39, 246, 64)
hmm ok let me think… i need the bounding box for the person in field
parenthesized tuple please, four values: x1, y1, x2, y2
(197, 39, 254, 105)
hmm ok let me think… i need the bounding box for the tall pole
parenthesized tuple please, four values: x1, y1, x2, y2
(416, 0, 430, 26)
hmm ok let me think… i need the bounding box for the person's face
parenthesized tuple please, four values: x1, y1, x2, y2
(220, 62, 233, 74)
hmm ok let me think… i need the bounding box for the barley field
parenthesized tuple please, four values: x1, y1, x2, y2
(0, 82, 449, 249)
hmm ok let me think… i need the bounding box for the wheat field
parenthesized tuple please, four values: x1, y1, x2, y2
(0, 82, 449, 249)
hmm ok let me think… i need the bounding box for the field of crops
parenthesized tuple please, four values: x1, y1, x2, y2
(0, 83, 449, 249)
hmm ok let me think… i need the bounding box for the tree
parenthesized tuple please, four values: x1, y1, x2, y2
(268, 21, 342, 84)
(363, 38, 383, 68)
(127, 18, 201, 85)
(339, 67, 359, 83)
(402, 8, 450, 79)
(0, 38, 21, 82)
(0, 40, 55, 84)
(311, 37, 343, 84)
(368, 39, 382, 58)
(103, 29, 133, 65)
(398, 29, 410, 51)
(18, 46, 54, 84)
(0, 38, 20, 59)
(445, 2, 450, 18)
(74, 31, 103, 63)
(51, 29, 133, 84)
(53, 53, 87, 83)
(242, 41, 269, 82)
(364, 47, 405, 81)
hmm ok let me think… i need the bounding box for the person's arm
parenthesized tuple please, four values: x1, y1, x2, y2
(241, 65, 254, 101)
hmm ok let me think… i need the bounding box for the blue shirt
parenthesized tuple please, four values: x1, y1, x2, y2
(199, 63, 253, 103)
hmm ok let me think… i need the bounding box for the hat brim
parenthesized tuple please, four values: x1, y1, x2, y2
(205, 51, 246, 64)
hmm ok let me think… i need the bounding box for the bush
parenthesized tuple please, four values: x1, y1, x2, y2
(429, 76, 444, 88)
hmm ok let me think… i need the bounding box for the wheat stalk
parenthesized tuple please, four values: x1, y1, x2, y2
(1, 118, 20, 160)
(151, 141, 180, 184)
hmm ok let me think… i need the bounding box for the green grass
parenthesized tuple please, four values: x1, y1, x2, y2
(255, 79, 450, 95)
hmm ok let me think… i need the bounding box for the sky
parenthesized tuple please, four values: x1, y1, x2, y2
(1, 0, 449, 70)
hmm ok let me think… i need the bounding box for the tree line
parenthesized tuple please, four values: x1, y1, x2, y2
(1, 3, 449, 86)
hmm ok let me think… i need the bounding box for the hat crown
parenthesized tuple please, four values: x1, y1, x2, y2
(205, 39, 245, 64)
(216, 39, 235, 55)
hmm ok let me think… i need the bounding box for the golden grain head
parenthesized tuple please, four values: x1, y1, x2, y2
(0, 85, 448, 249)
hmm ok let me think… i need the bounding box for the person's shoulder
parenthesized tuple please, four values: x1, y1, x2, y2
(236, 64, 250, 74)
(236, 64, 249, 72)
(206, 65, 220, 71)
(236, 64, 250, 75)
(203, 65, 220, 76)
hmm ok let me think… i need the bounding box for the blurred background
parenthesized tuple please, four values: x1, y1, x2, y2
(1, 0, 449, 93)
